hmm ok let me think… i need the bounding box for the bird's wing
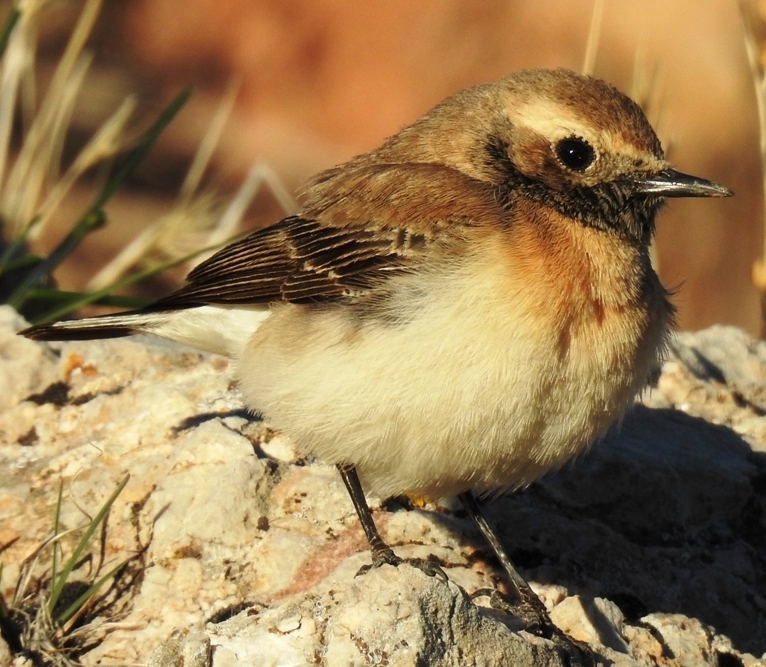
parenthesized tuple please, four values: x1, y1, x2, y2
(154, 215, 411, 306)
(151, 163, 498, 309)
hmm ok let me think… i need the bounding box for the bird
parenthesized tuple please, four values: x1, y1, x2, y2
(21, 68, 731, 610)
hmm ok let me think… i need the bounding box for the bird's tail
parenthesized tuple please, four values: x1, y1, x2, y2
(21, 310, 170, 342)
(20, 304, 271, 358)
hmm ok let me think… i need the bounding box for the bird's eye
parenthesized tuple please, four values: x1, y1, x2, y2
(555, 137, 595, 172)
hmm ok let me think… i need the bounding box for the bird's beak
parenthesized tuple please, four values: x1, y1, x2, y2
(633, 169, 733, 198)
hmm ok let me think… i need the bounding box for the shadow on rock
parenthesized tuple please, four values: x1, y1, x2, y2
(460, 406, 766, 655)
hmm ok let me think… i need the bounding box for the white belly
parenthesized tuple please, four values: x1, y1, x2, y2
(237, 242, 668, 500)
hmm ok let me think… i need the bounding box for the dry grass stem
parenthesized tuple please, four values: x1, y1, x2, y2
(582, 0, 605, 76)
(741, 0, 766, 336)
(199, 161, 298, 251)
(5, 52, 93, 232)
(87, 86, 297, 290)
(33, 95, 138, 238)
(0, 0, 137, 245)
(180, 77, 240, 203)
(85, 82, 242, 290)
(0, 1, 39, 194)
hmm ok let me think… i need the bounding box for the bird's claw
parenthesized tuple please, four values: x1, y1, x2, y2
(355, 547, 448, 582)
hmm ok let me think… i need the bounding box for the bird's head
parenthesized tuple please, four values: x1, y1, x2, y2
(370, 68, 731, 246)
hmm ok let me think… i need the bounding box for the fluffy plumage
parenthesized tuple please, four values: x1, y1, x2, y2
(23, 68, 730, 502)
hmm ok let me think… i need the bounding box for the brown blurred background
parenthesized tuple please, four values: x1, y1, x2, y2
(21, 0, 764, 334)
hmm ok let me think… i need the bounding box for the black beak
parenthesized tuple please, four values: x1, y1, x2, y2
(633, 169, 733, 198)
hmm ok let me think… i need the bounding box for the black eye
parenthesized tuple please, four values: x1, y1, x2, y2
(555, 137, 595, 172)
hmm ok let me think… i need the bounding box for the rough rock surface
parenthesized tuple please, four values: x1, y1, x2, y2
(0, 306, 764, 666)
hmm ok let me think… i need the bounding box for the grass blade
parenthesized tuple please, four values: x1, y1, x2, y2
(47, 475, 129, 617)
(32, 95, 137, 240)
(51, 480, 64, 596)
(6, 209, 106, 309)
(33, 238, 227, 324)
(91, 86, 192, 211)
(0, 8, 20, 61)
(22, 288, 150, 309)
(55, 553, 138, 627)
(5, 87, 192, 311)
(0, 252, 42, 277)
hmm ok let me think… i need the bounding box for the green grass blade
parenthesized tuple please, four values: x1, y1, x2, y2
(0, 8, 21, 61)
(33, 238, 227, 324)
(0, 253, 43, 277)
(0, 235, 30, 269)
(51, 480, 64, 596)
(55, 554, 137, 626)
(90, 86, 192, 212)
(47, 475, 129, 617)
(6, 210, 106, 309)
(0, 216, 41, 268)
(22, 288, 150, 309)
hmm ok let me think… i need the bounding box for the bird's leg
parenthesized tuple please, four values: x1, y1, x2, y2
(457, 490, 533, 600)
(337, 464, 400, 568)
(337, 464, 447, 580)
(458, 491, 552, 635)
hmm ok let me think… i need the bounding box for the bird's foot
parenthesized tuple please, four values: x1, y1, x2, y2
(471, 588, 597, 665)
(356, 545, 448, 582)
(472, 587, 552, 637)
(401, 557, 449, 582)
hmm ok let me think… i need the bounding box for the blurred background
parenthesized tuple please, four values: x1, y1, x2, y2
(5, 0, 763, 334)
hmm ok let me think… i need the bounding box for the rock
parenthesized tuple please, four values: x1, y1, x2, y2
(0, 307, 57, 412)
(0, 305, 764, 666)
(205, 565, 577, 667)
(148, 627, 211, 667)
(549, 596, 629, 653)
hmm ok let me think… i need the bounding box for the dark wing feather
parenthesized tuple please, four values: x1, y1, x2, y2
(150, 216, 413, 309)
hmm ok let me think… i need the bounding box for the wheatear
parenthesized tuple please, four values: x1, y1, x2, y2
(22, 68, 731, 610)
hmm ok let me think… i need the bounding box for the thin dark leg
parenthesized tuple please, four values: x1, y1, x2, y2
(458, 492, 597, 660)
(458, 490, 551, 626)
(457, 490, 532, 600)
(337, 464, 400, 567)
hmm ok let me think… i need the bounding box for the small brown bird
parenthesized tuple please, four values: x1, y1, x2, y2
(22, 68, 731, 605)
